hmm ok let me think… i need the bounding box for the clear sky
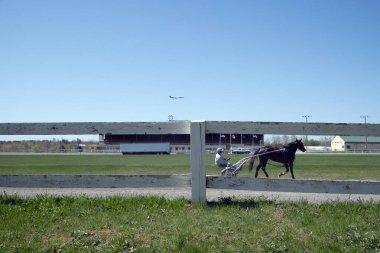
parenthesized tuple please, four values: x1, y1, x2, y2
(1, 0, 379, 129)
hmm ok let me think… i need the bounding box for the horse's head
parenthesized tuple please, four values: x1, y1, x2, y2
(295, 138, 306, 152)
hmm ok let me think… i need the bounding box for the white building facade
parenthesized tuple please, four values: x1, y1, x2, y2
(331, 136, 380, 151)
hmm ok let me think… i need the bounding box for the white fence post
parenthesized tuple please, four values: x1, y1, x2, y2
(191, 120, 206, 203)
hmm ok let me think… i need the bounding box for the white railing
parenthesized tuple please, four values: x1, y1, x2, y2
(1, 120, 380, 203)
(190, 121, 380, 203)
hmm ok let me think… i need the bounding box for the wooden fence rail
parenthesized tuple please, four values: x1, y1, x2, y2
(206, 177, 380, 195)
(1, 121, 380, 136)
(0, 175, 191, 188)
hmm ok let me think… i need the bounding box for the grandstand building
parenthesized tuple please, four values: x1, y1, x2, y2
(102, 133, 264, 153)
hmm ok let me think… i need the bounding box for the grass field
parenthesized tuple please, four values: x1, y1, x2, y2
(1, 155, 380, 252)
(1, 153, 380, 180)
(0, 195, 379, 252)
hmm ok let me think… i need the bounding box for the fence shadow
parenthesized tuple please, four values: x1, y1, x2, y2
(206, 196, 276, 209)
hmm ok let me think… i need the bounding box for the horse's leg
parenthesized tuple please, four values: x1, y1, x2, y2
(255, 157, 263, 178)
(279, 164, 289, 177)
(289, 162, 295, 179)
(261, 160, 269, 178)
(255, 163, 261, 178)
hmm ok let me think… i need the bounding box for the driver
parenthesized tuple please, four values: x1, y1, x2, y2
(215, 147, 243, 175)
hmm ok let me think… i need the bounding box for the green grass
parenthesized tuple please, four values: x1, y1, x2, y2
(0, 195, 379, 252)
(1, 154, 380, 180)
(240, 154, 380, 180)
(1, 154, 380, 252)
(0, 154, 190, 175)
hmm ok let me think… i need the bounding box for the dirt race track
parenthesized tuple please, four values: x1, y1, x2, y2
(1, 187, 380, 203)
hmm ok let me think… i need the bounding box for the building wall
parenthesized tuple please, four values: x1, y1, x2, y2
(331, 136, 380, 151)
(103, 133, 263, 154)
(104, 133, 263, 146)
(344, 142, 380, 151)
(331, 136, 345, 151)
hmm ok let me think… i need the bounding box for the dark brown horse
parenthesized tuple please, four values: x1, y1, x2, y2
(248, 139, 306, 179)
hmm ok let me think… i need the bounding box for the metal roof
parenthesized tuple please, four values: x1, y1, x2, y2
(340, 136, 380, 143)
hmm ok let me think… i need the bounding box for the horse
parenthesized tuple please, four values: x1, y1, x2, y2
(248, 139, 306, 179)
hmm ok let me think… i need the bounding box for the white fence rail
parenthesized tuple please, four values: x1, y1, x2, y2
(0, 175, 191, 188)
(1, 121, 380, 136)
(2, 120, 380, 203)
(206, 177, 380, 195)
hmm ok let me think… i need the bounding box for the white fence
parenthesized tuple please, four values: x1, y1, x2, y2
(1, 120, 380, 203)
(0, 175, 191, 188)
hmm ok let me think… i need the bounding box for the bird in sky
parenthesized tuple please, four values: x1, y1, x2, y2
(169, 96, 184, 99)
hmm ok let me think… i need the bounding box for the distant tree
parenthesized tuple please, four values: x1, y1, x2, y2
(319, 136, 333, 147)
(59, 143, 66, 152)
(265, 135, 283, 148)
(307, 138, 320, 146)
(263, 135, 333, 147)
(290, 135, 299, 141)
(281, 135, 290, 144)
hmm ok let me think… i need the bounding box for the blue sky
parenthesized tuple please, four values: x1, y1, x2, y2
(1, 0, 379, 129)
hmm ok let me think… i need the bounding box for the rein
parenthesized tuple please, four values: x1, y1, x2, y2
(232, 148, 285, 168)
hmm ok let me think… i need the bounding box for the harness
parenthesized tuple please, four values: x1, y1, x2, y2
(220, 148, 285, 176)
(233, 148, 285, 167)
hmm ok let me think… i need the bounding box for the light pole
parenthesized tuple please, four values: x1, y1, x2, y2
(302, 115, 312, 144)
(302, 115, 312, 123)
(360, 115, 369, 150)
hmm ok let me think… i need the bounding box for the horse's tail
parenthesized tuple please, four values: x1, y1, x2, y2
(248, 156, 256, 172)
(249, 148, 263, 172)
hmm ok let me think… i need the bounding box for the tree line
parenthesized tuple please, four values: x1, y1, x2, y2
(264, 135, 333, 148)
(0, 139, 95, 153)
(0, 135, 333, 153)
